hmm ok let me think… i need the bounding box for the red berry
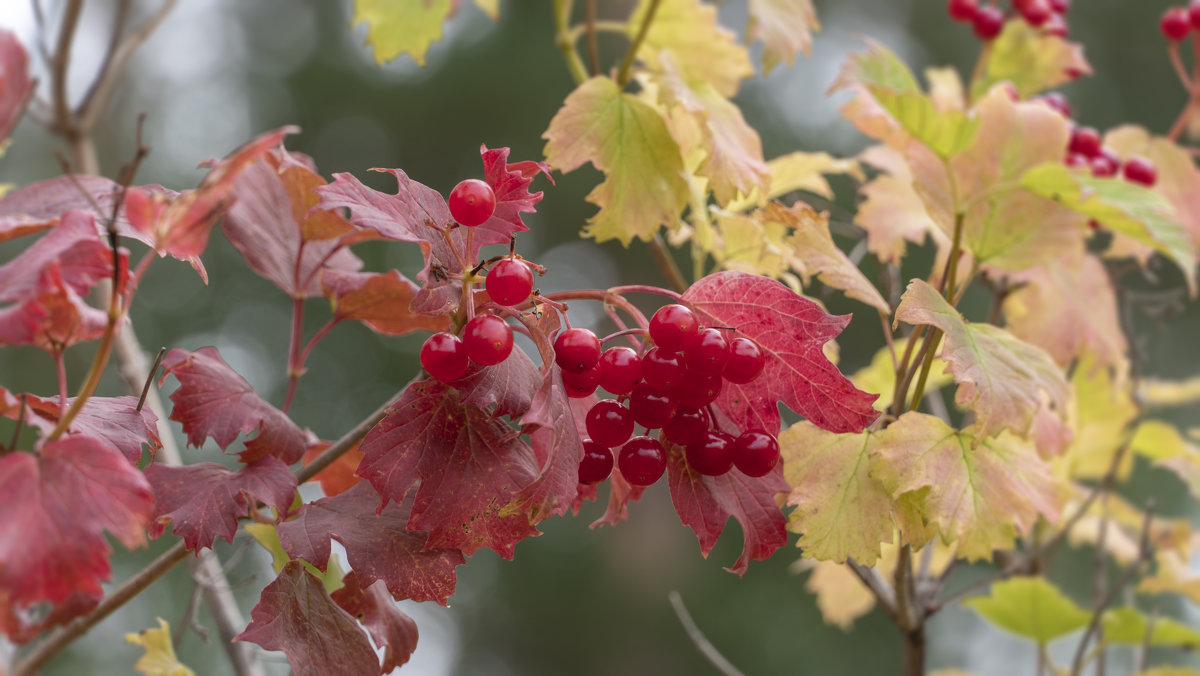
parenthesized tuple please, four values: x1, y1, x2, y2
(1090, 150, 1120, 178)
(663, 408, 708, 446)
(486, 259, 534, 307)
(947, 0, 978, 22)
(586, 400, 635, 447)
(642, 347, 687, 391)
(1017, 0, 1052, 26)
(1067, 126, 1102, 159)
(462, 314, 513, 366)
(1049, 0, 1069, 13)
(733, 432, 780, 477)
(1122, 156, 1158, 187)
(1162, 7, 1191, 41)
(448, 178, 496, 227)
(673, 371, 723, 409)
(1190, 0, 1200, 29)
(1042, 12, 1068, 37)
(618, 436, 667, 486)
(599, 346, 642, 395)
(579, 441, 614, 485)
(685, 431, 736, 476)
(1064, 152, 1089, 169)
(648, 304, 699, 353)
(562, 364, 601, 398)
(628, 384, 677, 429)
(554, 328, 601, 374)
(972, 5, 1005, 40)
(1036, 92, 1071, 118)
(420, 332, 469, 382)
(723, 337, 765, 384)
(684, 328, 730, 375)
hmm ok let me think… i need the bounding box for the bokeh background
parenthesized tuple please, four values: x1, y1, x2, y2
(1, 1, 1198, 674)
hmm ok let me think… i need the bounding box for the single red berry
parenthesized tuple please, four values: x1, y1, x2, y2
(1091, 149, 1120, 178)
(947, 0, 978, 22)
(420, 332, 469, 382)
(1042, 12, 1068, 36)
(579, 441, 614, 485)
(1049, 0, 1069, 13)
(673, 371, 723, 409)
(1162, 7, 1191, 41)
(554, 328, 602, 374)
(663, 408, 708, 446)
(648, 304, 699, 353)
(1067, 126, 1102, 159)
(1122, 156, 1158, 187)
(972, 5, 1005, 40)
(485, 259, 534, 307)
(448, 178, 496, 227)
(562, 364, 601, 398)
(733, 431, 780, 478)
(599, 346, 642, 395)
(618, 436, 667, 486)
(1064, 152, 1089, 169)
(685, 431, 736, 476)
(684, 328, 730, 375)
(723, 337, 765, 384)
(586, 400, 635, 447)
(462, 314, 513, 366)
(629, 384, 677, 429)
(1036, 92, 1071, 118)
(1190, 0, 1200, 29)
(641, 347, 687, 391)
(1017, 0, 1052, 26)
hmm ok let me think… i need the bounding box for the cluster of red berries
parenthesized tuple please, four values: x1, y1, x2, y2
(1161, 3, 1200, 42)
(419, 179, 538, 381)
(568, 304, 780, 488)
(1064, 126, 1158, 187)
(948, 0, 1070, 40)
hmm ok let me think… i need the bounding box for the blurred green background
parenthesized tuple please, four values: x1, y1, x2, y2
(1, 0, 1199, 674)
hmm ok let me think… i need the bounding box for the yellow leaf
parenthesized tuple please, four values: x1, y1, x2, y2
(965, 577, 1090, 642)
(725, 150, 862, 212)
(799, 559, 877, 630)
(630, 0, 754, 98)
(715, 209, 789, 278)
(873, 412, 1065, 560)
(472, 0, 500, 20)
(1130, 420, 1190, 460)
(1053, 354, 1136, 480)
(543, 76, 688, 245)
(971, 20, 1091, 100)
(352, 0, 451, 66)
(244, 522, 289, 573)
(1138, 668, 1200, 676)
(125, 618, 195, 676)
(1140, 550, 1200, 606)
(1140, 376, 1200, 407)
(747, 0, 819, 72)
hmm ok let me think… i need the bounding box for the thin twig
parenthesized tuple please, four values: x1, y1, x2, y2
(136, 347, 166, 412)
(8, 396, 27, 451)
(615, 0, 661, 87)
(845, 557, 899, 624)
(647, 235, 688, 292)
(667, 591, 745, 676)
(49, 0, 84, 134)
(584, 0, 599, 77)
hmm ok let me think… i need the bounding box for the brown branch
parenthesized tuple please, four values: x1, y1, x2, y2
(647, 235, 688, 293)
(667, 591, 745, 676)
(78, 0, 177, 134)
(584, 0, 599, 77)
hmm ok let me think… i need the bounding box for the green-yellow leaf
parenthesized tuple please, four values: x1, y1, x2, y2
(895, 279, 1070, 441)
(725, 150, 863, 212)
(629, 0, 753, 98)
(850, 337, 951, 412)
(1021, 162, 1197, 294)
(543, 76, 688, 245)
(1102, 606, 1200, 649)
(747, 0, 818, 72)
(964, 577, 1090, 642)
(352, 0, 450, 66)
(715, 209, 789, 279)
(245, 522, 289, 574)
(1140, 551, 1200, 606)
(873, 413, 1064, 560)
(834, 41, 980, 158)
(1140, 375, 1200, 406)
(798, 559, 878, 630)
(125, 618, 195, 676)
(472, 0, 500, 20)
(1054, 353, 1136, 480)
(1130, 419, 1189, 461)
(971, 19, 1091, 100)
(781, 422, 894, 564)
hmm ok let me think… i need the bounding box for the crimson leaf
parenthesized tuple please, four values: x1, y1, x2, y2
(0, 210, 111, 304)
(146, 456, 297, 551)
(20, 393, 160, 464)
(331, 571, 419, 672)
(0, 260, 109, 352)
(277, 482, 464, 605)
(455, 343, 542, 420)
(357, 379, 541, 558)
(682, 271, 879, 434)
(0, 175, 178, 246)
(162, 347, 306, 464)
(236, 561, 381, 676)
(0, 437, 152, 639)
(0, 28, 31, 143)
(510, 369, 586, 522)
(478, 144, 553, 235)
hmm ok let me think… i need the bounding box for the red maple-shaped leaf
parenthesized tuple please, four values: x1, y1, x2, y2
(223, 153, 364, 297)
(356, 379, 541, 558)
(162, 347, 306, 464)
(0, 175, 179, 246)
(145, 456, 297, 551)
(478, 144, 553, 235)
(302, 439, 364, 497)
(0, 29, 32, 143)
(20, 394, 160, 464)
(331, 571, 419, 672)
(236, 561, 381, 676)
(590, 468, 645, 528)
(123, 126, 297, 282)
(455, 345, 542, 420)
(0, 437, 152, 639)
(0, 260, 109, 352)
(511, 369, 585, 522)
(0, 210, 111, 304)
(321, 268, 450, 336)
(665, 443, 789, 576)
(682, 271, 879, 434)
(277, 482, 464, 604)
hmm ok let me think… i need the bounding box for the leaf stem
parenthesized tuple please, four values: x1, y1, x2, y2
(552, 0, 589, 86)
(584, 0, 599, 76)
(53, 351, 68, 417)
(282, 297, 306, 414)
(648, 235, 689, 292)
(616, 0, 660, 88)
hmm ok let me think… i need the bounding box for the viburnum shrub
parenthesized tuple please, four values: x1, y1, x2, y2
(3, 2, 1200, 675)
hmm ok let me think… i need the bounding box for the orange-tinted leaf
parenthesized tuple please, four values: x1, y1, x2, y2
(971, 20, 1090, 99)
(1105, 125, 1200, 261)
(331, 572, 419, 672)
(321, 269, 448, 336)
(747, 0, 818, 72)
(302, 440, 364, 497)
(856, 145, 949, 265)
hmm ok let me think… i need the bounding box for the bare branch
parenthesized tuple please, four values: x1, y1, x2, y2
(668, 591, 746, 676)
